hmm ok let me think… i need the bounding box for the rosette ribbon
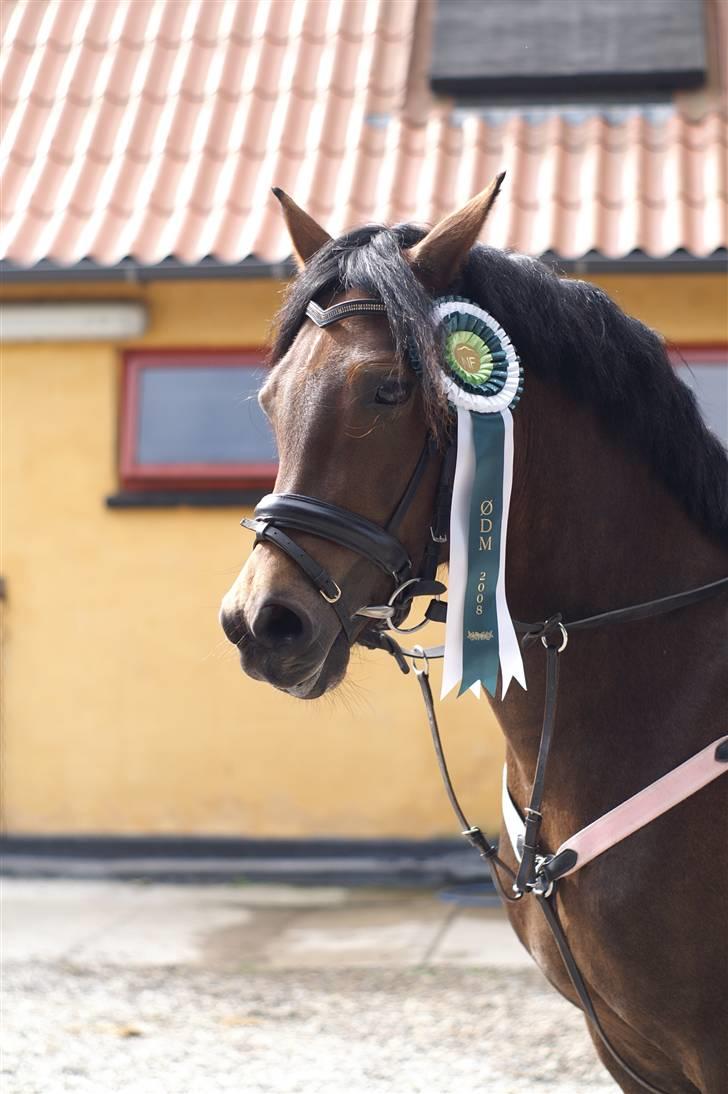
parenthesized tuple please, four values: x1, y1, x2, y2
(435, 298, 527, 700)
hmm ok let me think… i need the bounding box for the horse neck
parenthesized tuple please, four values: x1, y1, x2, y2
(497, 375, 727, 791)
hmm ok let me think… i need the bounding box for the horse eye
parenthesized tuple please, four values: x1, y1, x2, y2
(374, 378, 412, 406)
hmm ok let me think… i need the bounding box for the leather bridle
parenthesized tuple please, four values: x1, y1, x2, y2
(242, 292, 728, 1094)
(242, 296, 454, 648)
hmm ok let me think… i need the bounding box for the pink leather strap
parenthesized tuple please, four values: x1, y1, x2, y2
(553, 735, 728, 878)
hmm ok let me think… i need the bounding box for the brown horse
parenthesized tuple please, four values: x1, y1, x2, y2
(220, 182, 728, 1092)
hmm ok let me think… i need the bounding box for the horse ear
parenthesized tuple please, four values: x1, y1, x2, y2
(272, 188, 332, 267)
(409, 172, 506, 291)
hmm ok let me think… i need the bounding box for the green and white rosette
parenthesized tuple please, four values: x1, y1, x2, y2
(436, 297, 527, 700)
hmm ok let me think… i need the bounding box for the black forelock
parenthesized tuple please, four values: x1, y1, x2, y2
(270, 223, 443, 425)
(270, 225, 728, 546)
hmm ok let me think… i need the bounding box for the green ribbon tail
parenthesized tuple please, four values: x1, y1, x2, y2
(459, 412, 506, 697)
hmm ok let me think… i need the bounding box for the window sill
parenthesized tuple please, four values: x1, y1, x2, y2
(106, 489, 267, 508)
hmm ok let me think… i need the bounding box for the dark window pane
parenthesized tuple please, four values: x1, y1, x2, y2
(431, 0, 707, 98)
(136, 366, 276, 465)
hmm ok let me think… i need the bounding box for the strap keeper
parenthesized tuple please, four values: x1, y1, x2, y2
(425, 599, 448, 624)
(521, 613, 564, 650)
(461, 825, 496, 860)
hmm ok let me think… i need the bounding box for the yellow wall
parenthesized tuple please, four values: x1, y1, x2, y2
(1, 273, 726, 836)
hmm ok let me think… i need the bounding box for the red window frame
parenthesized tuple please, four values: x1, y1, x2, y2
(119, 344, 724, 492)
(120, 349, 277, 492)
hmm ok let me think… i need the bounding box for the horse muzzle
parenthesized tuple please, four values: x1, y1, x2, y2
(219, 596, 349, 698)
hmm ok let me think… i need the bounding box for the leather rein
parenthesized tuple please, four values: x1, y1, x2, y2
(244, 295, 728, 1094)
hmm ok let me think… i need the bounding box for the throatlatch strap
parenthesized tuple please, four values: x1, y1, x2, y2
(515, 576, 728, 641)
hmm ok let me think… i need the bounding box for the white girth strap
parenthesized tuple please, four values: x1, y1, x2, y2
(501, 765, 525, 862)
(502, 734, 728, 878)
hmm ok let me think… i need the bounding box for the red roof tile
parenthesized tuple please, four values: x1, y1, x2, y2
(1, 0, 726, 269)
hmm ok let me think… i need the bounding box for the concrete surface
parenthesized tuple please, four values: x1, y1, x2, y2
(1, 879, 616, 1093)
(2, 880, 530, 970)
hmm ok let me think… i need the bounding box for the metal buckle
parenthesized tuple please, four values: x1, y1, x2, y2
(320, 582, 342, 604)
(541, 621, 568, 653)
(429, 526, 447, 544)
(530, 855, 555, 898)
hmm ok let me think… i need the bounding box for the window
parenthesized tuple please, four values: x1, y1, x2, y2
(671, 347, 728, 446)
(430, 0, 707, 99)
(120, 350, 277, 492)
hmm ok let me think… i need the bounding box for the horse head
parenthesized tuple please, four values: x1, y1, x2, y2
(219, 178, 505, 698)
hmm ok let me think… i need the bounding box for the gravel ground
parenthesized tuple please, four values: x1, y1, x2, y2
(2, 963, 615, 1094)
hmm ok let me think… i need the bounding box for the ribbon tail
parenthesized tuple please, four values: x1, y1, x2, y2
(459, 413, 503, 698)
(496, 408, 526, 698)
(441, 408, 474, 699)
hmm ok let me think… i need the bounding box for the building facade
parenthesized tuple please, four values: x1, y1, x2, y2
(2, 0, 726, 838)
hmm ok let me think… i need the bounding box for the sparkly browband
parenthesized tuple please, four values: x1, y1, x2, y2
(305, 299, 387, 327)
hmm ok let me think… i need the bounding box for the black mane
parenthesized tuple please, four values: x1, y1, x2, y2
(271, 224, 728, 546)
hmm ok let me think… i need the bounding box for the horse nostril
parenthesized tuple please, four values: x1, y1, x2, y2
(220, 606, 248, 647)
(252, 602, 309, 649)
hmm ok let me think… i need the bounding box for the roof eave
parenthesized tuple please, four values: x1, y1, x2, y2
(0, 250, 725, 285)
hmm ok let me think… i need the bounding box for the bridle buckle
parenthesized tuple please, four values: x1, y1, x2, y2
(530, 855, 556, 898)
(541, 621, 568, 653)
(320, 582, 342, 604)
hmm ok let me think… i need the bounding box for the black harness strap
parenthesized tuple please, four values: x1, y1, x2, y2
(536, 896, 672, 1094)
(404, 577, 728, 1094)
(416, 578, 728, 641)
(513, 639, 560, 895)
(414, 665, 522, 908)
(516, 575, 728, 640)
(416, 433, 457, 583)
(386, 437, 438, 536)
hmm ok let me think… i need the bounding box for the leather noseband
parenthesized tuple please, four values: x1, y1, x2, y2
(250, 493, 413, 580)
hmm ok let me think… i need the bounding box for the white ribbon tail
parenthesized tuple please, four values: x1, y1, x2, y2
(496, 408, 526, 698)
(441, 408, 476, 699)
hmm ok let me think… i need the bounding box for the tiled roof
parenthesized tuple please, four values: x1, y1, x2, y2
(1, 0, 726, 270)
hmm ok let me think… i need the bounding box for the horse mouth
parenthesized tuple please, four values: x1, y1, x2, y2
(281, 632, 350, 699)
(233, 630, 350, 700)
(283, 664, 326, 699)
